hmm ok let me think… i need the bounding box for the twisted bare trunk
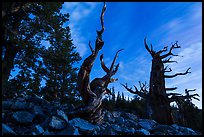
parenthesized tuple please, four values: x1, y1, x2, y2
(67, 3, 123, 124)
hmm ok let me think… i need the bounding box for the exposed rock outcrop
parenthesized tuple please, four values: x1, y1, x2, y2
(2, 94, 201, 135)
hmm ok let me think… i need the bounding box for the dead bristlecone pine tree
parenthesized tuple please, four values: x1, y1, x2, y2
(67, 2, 123, 124)
(122, 38, 198, 125)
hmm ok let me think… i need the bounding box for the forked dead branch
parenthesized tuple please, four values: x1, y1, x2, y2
(122, 38, 198, 125)
(68, 2, 123, 124)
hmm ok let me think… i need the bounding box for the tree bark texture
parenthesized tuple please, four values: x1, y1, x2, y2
(68, 2, 123, 124)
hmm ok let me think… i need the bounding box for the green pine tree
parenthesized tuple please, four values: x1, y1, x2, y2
(2, 2, 81, 100)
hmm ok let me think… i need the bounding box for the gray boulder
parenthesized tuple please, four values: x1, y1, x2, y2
(121, 112, 138, 121)
(122, 127, 135, 135)
(35, 125, 44, 135)
(151, 131, 167, 135)
(135, 128, 150, 135)
(171, 124, 198, 135)
(104, 111, 115, 123)
(112, 111, 121, 118)
(11, 101, 28, 110)
(31, 132, 37, 135)
(151, 124, 176, 135)
(13, 111, 34, 124)
(178, 126, 197, 135)
(57, 109, 68, 123)
(126, 119, 139, 128)
(56, 124, 80, 135)
(171, 124, 180, 130)
(2, 101, 13, 110)
(97, 124, 106, 133)
(33, 105, 45, 117)
(111, 124, 123, 133)
(49, 116, 66, 130)
(115, 117, 125, 125)
(42, 130, 54, 135)
(69, 118, 97, 134)
(138, 119, 158, 131)
(101, 125, 118, 135)
(2, 123, 16, 135)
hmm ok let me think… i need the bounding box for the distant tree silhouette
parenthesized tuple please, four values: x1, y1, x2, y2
(121, 81, 151, 118)
(168, 89, 200, 125)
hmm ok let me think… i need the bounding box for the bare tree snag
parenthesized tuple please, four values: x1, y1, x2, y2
(121, 82, 148, 99)
(166, 87, 177, 91)
(122, 38, 196, 124)
(168, 89, 199, 124)
(164, 67, 191, 78)
(123, 38, 194, 125)
(121, 82, 153, 118)
(68, 2, 123, 124)
(143, 38, 196, 125)
(162, 57, 178, 64)
(144, 38, 173, 124)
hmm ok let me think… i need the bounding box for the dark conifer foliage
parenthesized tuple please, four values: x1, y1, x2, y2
(2, 2, 81, 100)
(41, 19, 81, 103)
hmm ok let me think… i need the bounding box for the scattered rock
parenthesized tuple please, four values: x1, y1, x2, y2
(126, 119, 139, 128)
(2, 101, 13, 110)
(111, 124, 123, 133)
(2, 94, 201, 135)
(115, 117, 125, 125)
(56, 124, 80, 135)
(2, 123, 16, 135)
(49, 116, 66, 130)
(138, 119, 158, 130)
(135, 128, 150, 135)
(112, 111, 121, 118)
(11, 101, 28, 110)
(121, 112, 138, 121)
(69, 118, 97, 134)
(178, 126, 197, 135)
(43, 130, 52, 135)
(122, 127, 135, 135)
(35, 125, 44, 135)
(150, 124, 175, 135)
(13, 111, 34, 124)
(39, 117, 50, 129)
(102, 125, 118, 135)
(104, 111, 115, 123)
(171, 124, 180, 130)
(151, 131, 167, 135)
(57, 109, 68, 123)
(31, 132, 36, 135)
(33, 105, 45, 116)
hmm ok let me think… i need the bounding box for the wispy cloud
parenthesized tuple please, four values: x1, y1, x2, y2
(114, 2, 202, 108)
(150, 3, 202, 108)
(59, 2, 202, 108)
(61, 2, 99, 57)
(149, 3, 201, 46)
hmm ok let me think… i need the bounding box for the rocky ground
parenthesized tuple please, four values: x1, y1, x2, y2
(2, 94, 202, 135)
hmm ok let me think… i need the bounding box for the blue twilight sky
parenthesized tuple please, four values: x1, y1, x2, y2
(60, 2, 202, 109)
(10, 2, 202, 109)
